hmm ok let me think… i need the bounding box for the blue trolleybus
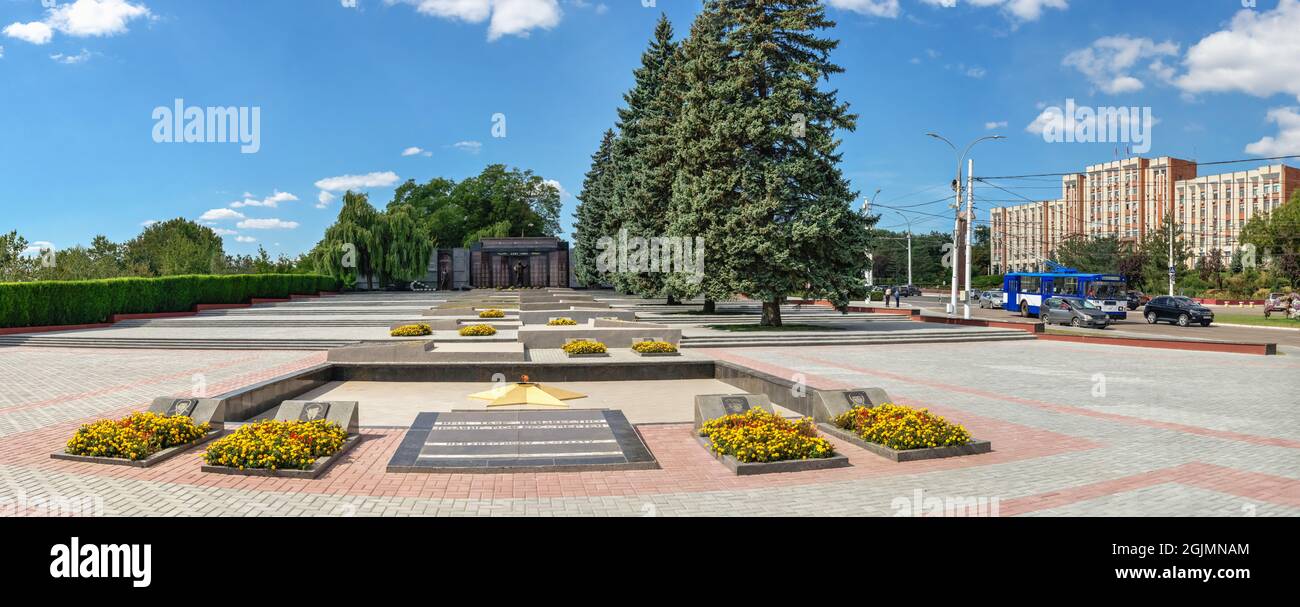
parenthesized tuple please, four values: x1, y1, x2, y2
(1003, 267, 1128, 319)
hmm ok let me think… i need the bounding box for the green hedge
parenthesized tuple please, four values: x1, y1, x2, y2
(0, 274, 340, 328)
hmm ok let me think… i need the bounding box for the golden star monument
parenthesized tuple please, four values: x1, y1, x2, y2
(468, 375, 586, 408)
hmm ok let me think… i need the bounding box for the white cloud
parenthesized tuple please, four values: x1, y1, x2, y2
(1025, 105, 1063, 137)
(825, 0, 901, 18)
(452, 140, 482, 154)
(388, 0, 561, 41)
(544, 179, 569, 198)
(237, 218, 299, 230)
(915, 0, 1067, 22)
(235, 235, 257, 243)
(140, 219, 158, 227)
(985, 121, 1008, 130)
(231, 190, 298, 208)
(1063, 35, 1178, 95)
(402, 146, 432, 157)
(4, 0, 150, 45)
(965, 66, 986, 79)
(199, 208, 245, 222)
(316, 191, 337, 209)
(3, 22, 54, 45)
(1175, 0, 1300, 102)
(50, 49, 93, 64)
(314, 171, 401, 192)
(1245, 107, 1300, 156)
(211, 228, 238, 236)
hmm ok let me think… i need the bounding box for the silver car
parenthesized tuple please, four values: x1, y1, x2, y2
(978, 290, 1005, 309)
(1040, 296, 1110, 329)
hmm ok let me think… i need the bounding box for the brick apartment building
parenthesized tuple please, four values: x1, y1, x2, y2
(991, 157, 1299, 273)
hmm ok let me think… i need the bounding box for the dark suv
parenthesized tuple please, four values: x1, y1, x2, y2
(1143, 296, 1214, 327)
(1125, 290, 1149, 310)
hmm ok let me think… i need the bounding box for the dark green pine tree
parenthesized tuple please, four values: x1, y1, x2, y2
(573, 129, 618, 287)
(609, 14, 680, 300)
(717, 0, 873, 325)
(665, 2, 742, 314)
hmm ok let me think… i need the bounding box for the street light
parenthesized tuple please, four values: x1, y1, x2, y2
(926, 132, 1005, 315)
(861, 189, 882, 289)
(894, 211, 913, 287)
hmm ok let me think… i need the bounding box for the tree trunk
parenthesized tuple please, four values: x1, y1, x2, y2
(761, 297, 783, 327)
(702, 299, 716, 314)
(666, 294, 679, 305)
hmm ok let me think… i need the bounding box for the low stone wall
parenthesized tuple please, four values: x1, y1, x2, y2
(516, 325, 682, 349)
(519, 309, 637, 325)
(215, 363, 334, 421)
(519, 302, 611, 312)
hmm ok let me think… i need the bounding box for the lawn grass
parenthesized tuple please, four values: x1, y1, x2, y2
(1210, 311, 1300, 329)
(706, 323, 847, 332)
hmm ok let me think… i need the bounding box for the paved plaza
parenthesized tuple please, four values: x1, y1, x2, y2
(0, 291, 1295, 515)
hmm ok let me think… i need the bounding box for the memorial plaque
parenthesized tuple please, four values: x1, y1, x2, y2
(147, 397, 226, 428)
(694, 393, 773, 431)
(276, 400, 359, 435)
(387, 410, 657, 473)
(811, 387, 893, 423)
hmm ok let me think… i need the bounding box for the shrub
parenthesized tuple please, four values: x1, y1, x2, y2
(562, 340, 607, 354)
(478, 309, 505, 318)
(459, 324, 497, 337)
(699, 409, 835, 463)
(833, 404, 971, 451)
(0, 274, 340, 329)
(632, 340, 677, 353)
(547, 317, 578, 326)
(65, 412, 211, 461)
(390, 323, 432, 337)
(203, 419, 347, 471)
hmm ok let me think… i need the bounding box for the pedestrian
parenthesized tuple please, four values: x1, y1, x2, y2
(884, 286, 893, 307)
(894, 286, 902, 308)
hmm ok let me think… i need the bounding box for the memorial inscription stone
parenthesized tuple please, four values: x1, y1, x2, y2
(275, 400, 359, 435)
(811, 387, 893, 423)
(146, 397, 226, 428)
(693, 393, 773, 431)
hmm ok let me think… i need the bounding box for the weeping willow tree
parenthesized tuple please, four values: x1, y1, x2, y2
(311, 191, 436, 290)
(377, 204, 435, 283)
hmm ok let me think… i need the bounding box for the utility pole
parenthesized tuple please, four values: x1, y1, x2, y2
(1168, 216, 1175, 296)
(964, 158, 974, 314)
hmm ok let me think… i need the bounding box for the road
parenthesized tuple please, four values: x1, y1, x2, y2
(876, 292, 1300, 349)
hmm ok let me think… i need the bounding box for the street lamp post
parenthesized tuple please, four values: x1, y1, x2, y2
(926, 132, 1005, 315)
(862, 189, 882, 289)
(894, 211, 913, 287)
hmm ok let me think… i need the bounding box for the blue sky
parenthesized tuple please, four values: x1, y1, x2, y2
(2, 0, 1299, 255)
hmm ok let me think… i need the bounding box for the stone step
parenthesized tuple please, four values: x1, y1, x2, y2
(680, 333, 1034, 348)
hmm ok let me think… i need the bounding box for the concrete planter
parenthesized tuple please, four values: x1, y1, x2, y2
(631, 350, 681, 357)
(694, 435, 850, 476)
(50, 429, 223, 468)
(818, 423, 991, 462)
(564, 351, 610, 358)
(200, 434, 363, 479)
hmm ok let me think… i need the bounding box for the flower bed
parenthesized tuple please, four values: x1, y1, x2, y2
(632, 340, 678, 354)
(547, 317, 578, 326)
(832, 404, 971, 451)
(562, 340, 607, 355)
(699, 409, 836, 463)
(64, 412, 211, 461)
(203, 419, 348, 471)
(478, 309, 506, 319)
(390, 323, 432, 337)
(458, 324, 498, 337)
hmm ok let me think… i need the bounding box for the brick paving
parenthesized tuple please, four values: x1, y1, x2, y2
(0, 331, 1296, 516)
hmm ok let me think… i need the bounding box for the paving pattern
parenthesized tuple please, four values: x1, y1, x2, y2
(1, 321, 1296, 516)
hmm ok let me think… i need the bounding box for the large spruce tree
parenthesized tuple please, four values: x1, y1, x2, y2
(609, 14, 680, 300)
(573, 129, 618, 287)
(719, 0, 871, 325)
(665, 3, 740, 313)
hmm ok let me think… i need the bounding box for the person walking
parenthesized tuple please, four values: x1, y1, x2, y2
(894, 287, 902, 308)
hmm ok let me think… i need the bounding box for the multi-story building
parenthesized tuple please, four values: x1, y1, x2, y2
(990, 157, 1299, 273)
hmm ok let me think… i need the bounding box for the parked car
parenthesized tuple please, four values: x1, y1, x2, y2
(1040, 296, 1111, 328)
(978, 289, 1006, 309)
(1125, 290, 1150, 310)
(1143, 295, 1214, 327)
(901, 285, 922, 297)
